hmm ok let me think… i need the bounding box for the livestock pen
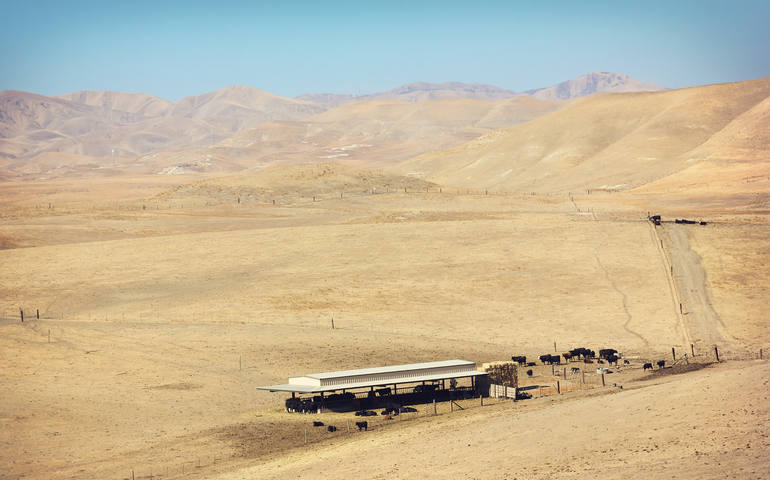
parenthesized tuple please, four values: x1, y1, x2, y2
(257, 359, 490, 414)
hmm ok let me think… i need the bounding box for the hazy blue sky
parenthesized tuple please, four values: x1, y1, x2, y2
(2, 0, 769, 100)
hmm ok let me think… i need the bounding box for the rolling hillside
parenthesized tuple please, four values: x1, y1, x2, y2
(396, 77, 770, 200)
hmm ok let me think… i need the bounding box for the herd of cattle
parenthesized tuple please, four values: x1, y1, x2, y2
(311, 420, 369, 432)
(512, 347, 626, 367)
(513, 347, 671, 374)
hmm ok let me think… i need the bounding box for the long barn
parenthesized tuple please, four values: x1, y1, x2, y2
(257, 359, 489, 413)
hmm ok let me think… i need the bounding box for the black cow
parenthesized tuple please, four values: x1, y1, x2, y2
(623, 359, 630, 365)
(606, 355, 619, 366)
(570, 367, 581, 374)
(312, 421, 324, 427)
(526, 362, 536, 367)
(562, 352, 573, 362)
(657, 360, 666, 369)
(511, 355, 527, 365)
(643, 363, 653, 371)
(355, 421, 368, 431)
(327, 425, 337, 432)
(540, 354, 561, 365)
(599, 348, 618, 360)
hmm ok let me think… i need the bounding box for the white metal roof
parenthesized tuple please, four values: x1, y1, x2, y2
(257, 359, 486, 394)
(303, 359, 475, 380)
(258, 370, 487, 394)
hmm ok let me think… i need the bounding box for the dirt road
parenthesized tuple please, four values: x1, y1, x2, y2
(659, 224, 737, 352)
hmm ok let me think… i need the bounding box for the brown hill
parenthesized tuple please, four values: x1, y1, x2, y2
(194, 97, 562, 172)
(396, 77, 770, 198)
(158, 162, 436, 206)
(0, 86, 329, 175)
(57, 90, 173, 117)
(527, 72, 666, 100)
(170, 85, 325, 133)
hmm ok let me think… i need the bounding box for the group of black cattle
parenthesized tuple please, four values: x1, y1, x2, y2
(312, 420, 369, 432)
(513, 348, 673, 376)
(512, 348, 624, 367)
(285, 392, 358, 414)
(675, 219, 707, 225)
(643, 360, 667, 371)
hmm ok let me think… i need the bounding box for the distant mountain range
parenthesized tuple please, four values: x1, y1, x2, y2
(297, 72, 665, 104)
(0, 72, 666, 177)
(525, 72, 666, 101)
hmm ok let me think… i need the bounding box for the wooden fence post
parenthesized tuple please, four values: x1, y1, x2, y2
(601, 373, 605, 386)
(714, 346, 720, 362)
(760, 348, 763, 360)
(691, 344, 695, 357)
(433, 398, 437, 415)
(557, 381, 560, 394)
(672, 347, 676, 362)
(36, 309, 40, 319)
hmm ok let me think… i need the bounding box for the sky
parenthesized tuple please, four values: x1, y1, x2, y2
(1, 0, 769, 100)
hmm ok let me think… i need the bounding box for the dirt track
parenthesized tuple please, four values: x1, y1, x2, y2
(659, 224, 738, 352)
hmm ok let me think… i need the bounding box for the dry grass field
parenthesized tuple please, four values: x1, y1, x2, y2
(1, 167, 768, 479)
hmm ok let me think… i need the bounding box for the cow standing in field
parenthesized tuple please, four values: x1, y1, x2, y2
(355, 421, 368, 431)
(657, 360, 666, 369)
(643, 363, 653, 371)
(511, 356, 527, 365)
(599, 348, 618, 360)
